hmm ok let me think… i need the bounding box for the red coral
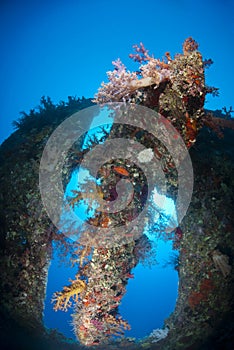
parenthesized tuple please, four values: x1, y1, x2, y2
(188, 291, 204, 309)
(188, 278, 214, 310)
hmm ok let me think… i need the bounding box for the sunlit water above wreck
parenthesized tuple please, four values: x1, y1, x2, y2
(43, 109, 179, 341)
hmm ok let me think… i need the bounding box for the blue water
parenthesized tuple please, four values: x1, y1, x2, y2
(44, 250, 77, 338)
(119, 240, 178, 339)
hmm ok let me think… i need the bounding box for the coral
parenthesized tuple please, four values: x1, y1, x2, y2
(45, 40, 233, 347)
(183, 36, 199, 54)
(137, 148, 154, 163)
(69, 183, 103, 210)
(203, 112, 234, 138)
(149, 326, 169, 343)
(104, 314, 131, 335)
(71, 244, 92, 267)
(52, 276, 86, 311)
(212, 249, 231, 277)
(50, 224, 147, 346)
(51, 239, 144, 346)
(188, 277, 214, 310)
(93, 42, 172, 105)
(188, 291, 204, 310)
(12, 96, 94, 132)
(74, 312, 131, 346)
(93, 37, 211, 147)
(93, 37, 234, 149)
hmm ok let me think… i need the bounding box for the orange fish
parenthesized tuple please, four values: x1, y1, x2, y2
(113, 166, 130, 177)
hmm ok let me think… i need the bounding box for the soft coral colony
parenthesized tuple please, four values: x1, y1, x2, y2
(51, 38, 233, 347)
(94, 37, 233, 147)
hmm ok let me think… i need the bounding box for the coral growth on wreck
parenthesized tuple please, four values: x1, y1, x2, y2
(52, 242, 140, 346)
(2, 38, 233, 349)
(94, 37, 234, 148)
(94, 37, 221, 148)
(188, 277, 215, 310)
(49, 38, 234, 347)
(212, 249, 231, 278)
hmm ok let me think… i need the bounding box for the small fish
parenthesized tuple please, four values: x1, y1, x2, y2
(112, 166, 130, 177)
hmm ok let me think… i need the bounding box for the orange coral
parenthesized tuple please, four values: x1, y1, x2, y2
(183, 37, 199, 55)
(88, 213, 112, 228)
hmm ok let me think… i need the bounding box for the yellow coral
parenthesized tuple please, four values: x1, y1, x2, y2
(52, 278, 86, 311)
